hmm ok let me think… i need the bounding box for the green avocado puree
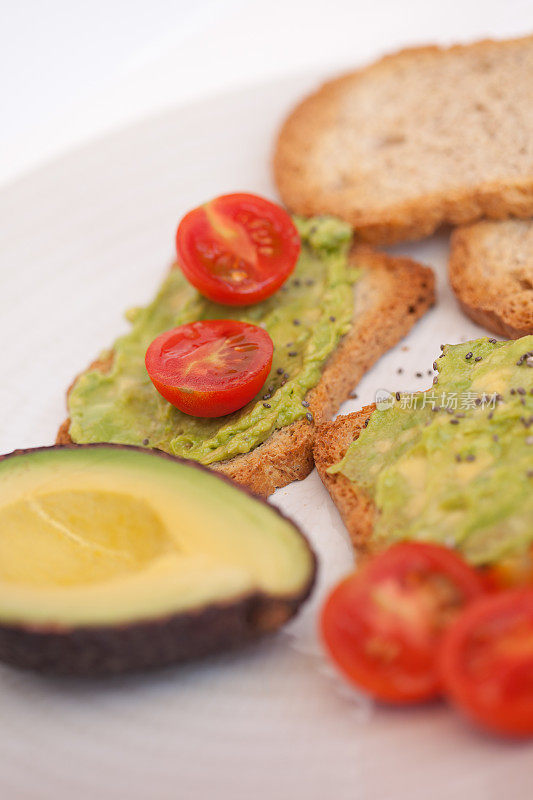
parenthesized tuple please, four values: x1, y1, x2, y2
(329, 337, 533, 565)
(68, 216, 355, 465)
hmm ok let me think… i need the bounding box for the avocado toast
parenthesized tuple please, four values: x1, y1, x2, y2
(57, 216, 434, 496)
(315, 336, 533, 563)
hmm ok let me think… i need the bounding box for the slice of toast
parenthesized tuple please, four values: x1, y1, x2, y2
(274, 37, 533, 245)
(314, 408, 376, 554)
(57, 248, 434, 496)
(449, 219, 533, 338)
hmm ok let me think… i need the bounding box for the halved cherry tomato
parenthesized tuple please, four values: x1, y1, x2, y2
(145, 319, 273, 417)
(176, 193, 301, 306)
(321, 542, 485, 704)
(440, 589, 533, 737)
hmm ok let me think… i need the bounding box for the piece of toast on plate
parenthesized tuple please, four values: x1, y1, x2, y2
(449, 218, 533, 338)
(57, 244, 434, 497)
(274, 36, 533, 245)
(314, 336, 533, 563)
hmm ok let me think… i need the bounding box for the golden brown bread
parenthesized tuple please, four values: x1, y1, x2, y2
(57, 248, 434, 496)
(274, 37, 533, 245)
(449, 218, 533, 338)
(313, 407, 377, 553)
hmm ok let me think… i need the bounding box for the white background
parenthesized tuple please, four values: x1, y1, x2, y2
(2, 0, 533, 187)
(2, 3, 533, 799)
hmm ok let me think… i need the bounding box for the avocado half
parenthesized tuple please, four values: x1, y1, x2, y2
(0, 445, 316, 675)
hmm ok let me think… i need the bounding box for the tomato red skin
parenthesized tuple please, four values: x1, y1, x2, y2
(440, 589, 533, 737)
(176, 193, 301, 306)
(145, 320, 273, 417)
(321, 542, 486, 705)
(480, 549, 533, 592)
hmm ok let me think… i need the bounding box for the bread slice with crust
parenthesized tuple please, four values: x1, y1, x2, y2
(449, 218, 533, 338)
(57, 248, 434, 496)
(314, 408, 376, 553)
(274, 37, 533, 245)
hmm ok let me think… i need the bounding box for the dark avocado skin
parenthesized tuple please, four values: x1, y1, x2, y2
(0, 444, 317, 676)
(0, 592, 309, 676)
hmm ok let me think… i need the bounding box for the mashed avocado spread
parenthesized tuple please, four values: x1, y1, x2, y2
(330, 337, 533, 565)
(68, 216, 355, 464)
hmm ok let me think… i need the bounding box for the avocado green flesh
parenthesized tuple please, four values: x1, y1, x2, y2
(68, 217, 355, 464)
(0, 447, 314, 627)
(330, 337, 533, 565)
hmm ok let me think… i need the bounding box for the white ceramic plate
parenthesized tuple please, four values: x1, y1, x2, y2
(1, 74, 532, 800)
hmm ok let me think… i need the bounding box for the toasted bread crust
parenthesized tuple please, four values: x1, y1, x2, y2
(449, 219, 533, 338)
(57, 249, 434, 496)
(314, 408, 377, 553)
(274, 37, 533, 245)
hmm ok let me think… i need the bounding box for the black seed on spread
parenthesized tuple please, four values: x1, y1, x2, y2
(517, 387, 526, 395)
(493, 434, 499, 442)
(293, 319, 301, 326)
(263, 402, 271, 409)
(142, 438, 149, 446)
(263, 393, 271, 400)
(397, 367, 403, 374)
(488, 411, 494, 420)
(268, 385, 274, 393)
(284, 372, 290, 380)
(455, 454, 462, 462)
(276, 367, 284, 375)
(288, 351, 297, 357)
(465, 454, 475, 462)
(465, 352, 473, 360)
(416, 372, 422, 378)
(440, 344, 445, 351)
(293, 279, 301, 287)
(329, 315, 336, 322)
(511, 388, 516, 395)
(363, 419, 369, 428)
(521, 398, 526, 406)
(286, 342, 293, 348)
(446, 408, 454, 415)
(395, 392, 400, 401)
(455, 413, 465, 418)
(306, 412, 313, 422)
(474, 356, 482, 362)
(306, 279, 314, 286)
(301, 400, 309, 408)
(450, 419, 459, 424)
(489, 338, 496, 343)
(474, 398, 482, 406)
(432, 406, 440, 412)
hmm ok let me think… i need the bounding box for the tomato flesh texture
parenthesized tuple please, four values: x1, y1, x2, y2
(145, 320, 273, 417)
(176, 193, 301, 306)
(321, 543, 485, 704)
(481, 547, 533, 591)
(441, 589, 533, 736)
